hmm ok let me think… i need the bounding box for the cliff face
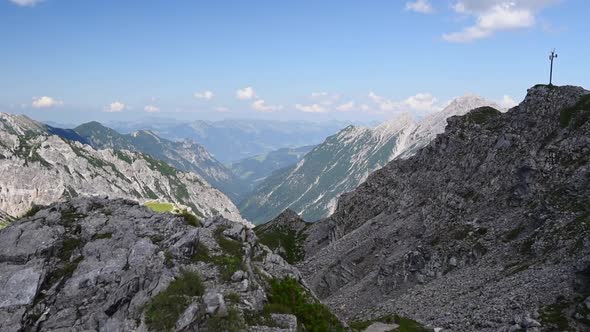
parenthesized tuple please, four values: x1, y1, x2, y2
(0, 113, 244, 224)
(0, 197, 342, 331)
(299, 85, 590, 331)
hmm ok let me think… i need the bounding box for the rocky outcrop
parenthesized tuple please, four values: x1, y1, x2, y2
(254, 209, 311, 264)
(240, 95, 501, 224)
(299, 85, 590, 331)
(0, 113, 245, 224)
(0, 197, 342, 331)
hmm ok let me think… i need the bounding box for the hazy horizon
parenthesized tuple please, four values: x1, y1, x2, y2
(1, 0, 589, 124)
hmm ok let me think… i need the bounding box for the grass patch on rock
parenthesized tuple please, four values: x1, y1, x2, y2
(560, 94, 590, 128)
(193, 227, 246, 282)
(22, 204, 43, 218)
(539, 301, 573, 331)
(207, 306, 245, 332)
(465, 106, 501, 125)
(145, 201, 175, 213)
(255, 226, 307, 264)
(144, 270, 205, 331)
(264, 277, 345, 332)
(179, 210, 200, 227)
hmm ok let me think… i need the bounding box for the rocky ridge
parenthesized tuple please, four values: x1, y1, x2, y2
(0, 197, 343, 331)
(240, 95, 501, 224)
(298, 85, 590, 331)
(0, 113, 245, 224)
(74, 121, 246, 202)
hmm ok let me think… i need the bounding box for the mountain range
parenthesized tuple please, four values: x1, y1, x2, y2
(240, 94, 502, 224)
(262, 84, 590, 331)
(0, 84, 589, 331)
(108, 119, 348, 163)
(73, 121, 245, 201)
(229, 145, 315, 192)
(0, 113, 245, 224)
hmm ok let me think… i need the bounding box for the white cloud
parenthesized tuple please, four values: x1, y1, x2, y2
(252, 99, 282, 113)
(499, 95, 518, 108)
(311, 92, 329, 98)
(32, 96, 63, 109)
(310, 92, 340, 106)
(405, 0, 434, 14)
(9, 0, 43, 7)
(106, 101, 126, 113)
(403, 93, 439, 111)
(236, 87, 256, 100)
(443, 1, 559, 42)
(360, 104, 371, 112)
(144, 105, 160, 113)
(368, 92, 398, 112)
(368, 92, 441, 113)
(336, 101, 355, 112)
(295, 103, 329, 113)
(194, 90, 214, 100)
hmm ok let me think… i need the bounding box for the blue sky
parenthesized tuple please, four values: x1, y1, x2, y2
(1, 0, 588, 124)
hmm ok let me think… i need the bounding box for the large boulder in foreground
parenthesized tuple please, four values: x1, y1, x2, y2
(0, 196, 343, 331)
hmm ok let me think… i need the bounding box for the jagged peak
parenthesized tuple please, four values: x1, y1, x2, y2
(374, 112, 416, 138)
(277, 208, 302, 220)
(0, 112, 46, 135)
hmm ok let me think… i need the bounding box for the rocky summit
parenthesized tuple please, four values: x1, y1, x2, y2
(0, 196, 344, 331)
(298, 85, 590, 331)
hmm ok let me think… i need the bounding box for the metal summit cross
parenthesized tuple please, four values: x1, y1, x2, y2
(549, 49, 558, 85)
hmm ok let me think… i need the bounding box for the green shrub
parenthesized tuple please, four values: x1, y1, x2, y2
(60, 208, 86, 223)
(144, 270, 205, 331)
(214, 227, 243, 257)
(207, 306, 245, 332)
(179, 210, 201, 227)
(22, 204, 42, 218)
(192, 242, 211, 262)
(164, 250, 174, 268)
(94, 232, 112, 240)
(503, 225, 524, 242)
(265, 278, 345, 332)
(560, 94, 590, 128)
(211, 255, 243, 282)
(192, 230, 246, 282)
(465, 106, 501, 125)
(255, 226, 307, 264)
(225, 291, 241, 304)
(58, 237, 82, 261)
(539, 301, 572, 331)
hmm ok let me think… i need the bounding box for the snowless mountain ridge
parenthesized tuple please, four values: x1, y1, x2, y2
(0, 112, 248, 225)
(239, 94, 503, 223)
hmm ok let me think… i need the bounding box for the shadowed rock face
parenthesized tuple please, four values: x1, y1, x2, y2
(0, 197, 318, 331)
(299, 85, 590, 331)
